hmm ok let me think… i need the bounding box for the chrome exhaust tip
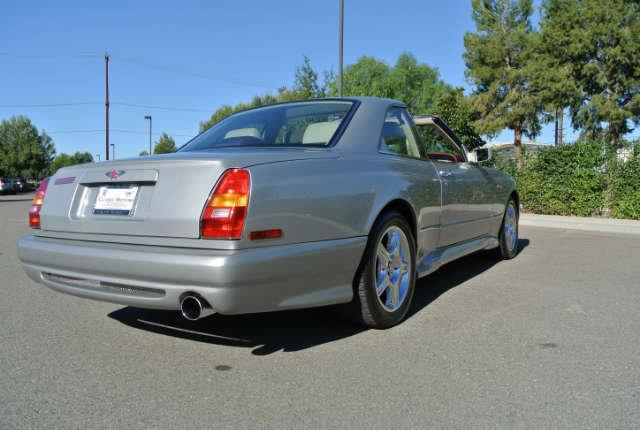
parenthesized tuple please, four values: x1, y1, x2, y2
(180, 294, 215, 321)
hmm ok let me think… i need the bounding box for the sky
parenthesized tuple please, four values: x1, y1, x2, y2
(2, 0, 578, 160)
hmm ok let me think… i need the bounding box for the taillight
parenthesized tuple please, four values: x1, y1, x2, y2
(201, 169, 250, 239)
(29, 177, 50, 229)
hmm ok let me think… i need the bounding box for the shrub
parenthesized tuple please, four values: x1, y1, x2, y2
(608, 144, 640, 220)
(513, 142, 607, 216)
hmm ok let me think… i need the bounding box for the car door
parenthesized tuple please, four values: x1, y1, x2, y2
(416, 121, 496, 247)
(378, 107, 442, 259)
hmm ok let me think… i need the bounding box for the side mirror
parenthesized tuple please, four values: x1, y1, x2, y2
(468, 147, 492, 163)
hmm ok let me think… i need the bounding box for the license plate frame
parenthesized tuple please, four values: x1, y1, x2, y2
(93, 185, 139, 216)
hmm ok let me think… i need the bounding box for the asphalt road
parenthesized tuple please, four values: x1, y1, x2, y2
(1, 195, 639, 429)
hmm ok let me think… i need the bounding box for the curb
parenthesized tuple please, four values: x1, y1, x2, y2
(520, 214, 640, 236)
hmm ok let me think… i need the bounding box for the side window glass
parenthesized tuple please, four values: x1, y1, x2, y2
(417, 124, 465, 163)
(380, 108, 422, 158)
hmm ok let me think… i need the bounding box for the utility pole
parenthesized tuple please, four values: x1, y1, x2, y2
(144, 115, 152, 154)
(105, 53, 110, 160)
(95, 154, 101, 162)
(338, 0, 344, 97)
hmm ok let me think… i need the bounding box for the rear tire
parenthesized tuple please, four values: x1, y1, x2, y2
(497, 197, 519, 260)
(346, 211, 416, 329)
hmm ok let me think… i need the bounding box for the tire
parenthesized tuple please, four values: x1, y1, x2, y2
(346, 210, 416, 329)
(497, 197, 519, 259)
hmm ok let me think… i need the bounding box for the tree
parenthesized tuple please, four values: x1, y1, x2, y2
(199, 56, 326, 132)
(139, 150, 150, 156)
(199, 94, 280, 132)
(432, 87, 484, 149)
(200, 105, 235, 132)
(528, 8, 577, 146)
(0, 115, 55, 179)
(199, 53, 450, 134)
(536, 0, 640, 145)
(293, 55, 323, 99)
(464, 0, 541, 167)
(329, 53, 449, 114)
(331, 56, 392, 98)
(153, 133, 177, 154)
(388, 53, 449, 115)
(49, 151, 93, 174)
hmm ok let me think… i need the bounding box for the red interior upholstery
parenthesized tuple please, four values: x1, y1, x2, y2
(427, 152, 463, 163)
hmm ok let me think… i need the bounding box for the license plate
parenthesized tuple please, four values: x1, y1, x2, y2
(93, 186, 139, 215)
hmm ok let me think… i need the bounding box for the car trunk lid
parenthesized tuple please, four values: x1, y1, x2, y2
(39, 148, 337, 239)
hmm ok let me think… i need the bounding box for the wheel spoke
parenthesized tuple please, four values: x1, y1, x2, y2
(375, 268, 387, 292)
(377, 246, 390, 265)
(398, 272, 410, 302)
(399, 261, 409, 274)
(376, 276, 389, 296)
(386, 280, 400, 308)
(398, 238, 406, 262)
(387, 231, 399, 254)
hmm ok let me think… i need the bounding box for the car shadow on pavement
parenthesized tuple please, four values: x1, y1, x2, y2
(406, 237, 529, 319)
(109, 238, 529, 356)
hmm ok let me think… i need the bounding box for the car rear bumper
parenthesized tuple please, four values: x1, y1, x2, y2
(17, 235, 366, 314)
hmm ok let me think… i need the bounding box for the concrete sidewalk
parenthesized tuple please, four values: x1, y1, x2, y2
(520, 213, 640, 236)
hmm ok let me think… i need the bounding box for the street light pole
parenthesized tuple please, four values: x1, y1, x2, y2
(110, 143, 115, 160)
(338, 0, 344, 97)
(105, 53, 110, 160)
(144, 115, 152, 154)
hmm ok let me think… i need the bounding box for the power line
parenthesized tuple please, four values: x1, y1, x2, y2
(46, 129, 105, 134)
(0, 102, 101, 108)
(0, 101, 215, 112)
(0, 52, 278, 89)
(112, 102, 212, 112)
(108, 54, 277, 89)
(46, 129, 194, 137)
(0, 51, 101, 59)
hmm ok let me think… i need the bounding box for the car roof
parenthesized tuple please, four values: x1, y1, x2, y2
(231, 96, 405, 114)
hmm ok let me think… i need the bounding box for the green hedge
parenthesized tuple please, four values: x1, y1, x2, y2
(608, 145, 640, 220)
(493, 141, 640, 220)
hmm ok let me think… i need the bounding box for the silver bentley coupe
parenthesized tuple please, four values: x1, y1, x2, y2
(17, 97, 519, 328)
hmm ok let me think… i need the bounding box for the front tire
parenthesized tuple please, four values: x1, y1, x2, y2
(348, 211, 416, 329)
(497, 197, 519, 259)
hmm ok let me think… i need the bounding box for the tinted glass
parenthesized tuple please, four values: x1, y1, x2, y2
(180, 101, 354, 151)
(380, 107, 423, 158)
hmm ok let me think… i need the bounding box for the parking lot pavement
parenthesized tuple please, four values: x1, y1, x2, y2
(0, 192, 34, 203)
(1, 198, 639, 429)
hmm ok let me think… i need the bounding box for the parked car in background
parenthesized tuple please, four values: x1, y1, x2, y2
(17, 97, 519, 328)
(10, 178, 26, 193)
(0, 178, 16, 194)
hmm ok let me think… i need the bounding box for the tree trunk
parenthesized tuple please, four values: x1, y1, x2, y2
(608, 122, 620, 147)
(514, 127, 523, 170)
(558, 108, 563, 146)
(554, 109, 558, 146)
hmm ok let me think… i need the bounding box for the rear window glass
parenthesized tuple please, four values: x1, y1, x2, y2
(180, 101, 354, 151)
